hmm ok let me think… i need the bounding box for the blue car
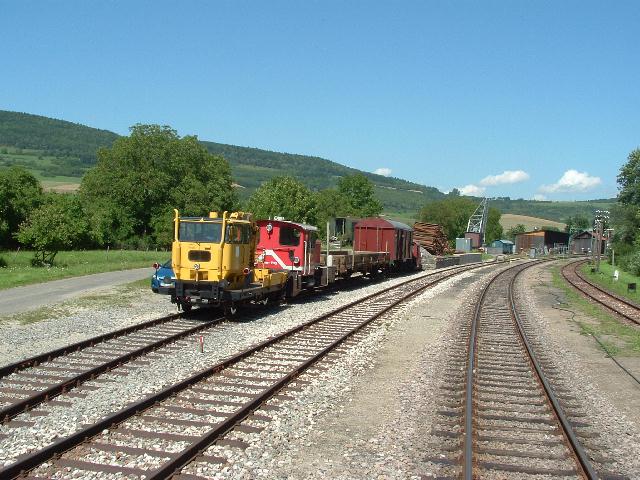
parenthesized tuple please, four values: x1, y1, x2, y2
(151, 260, 175, 295)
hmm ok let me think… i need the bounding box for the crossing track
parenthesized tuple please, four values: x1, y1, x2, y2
(561, 259, 640, 325)
(0, 262, 488, 479)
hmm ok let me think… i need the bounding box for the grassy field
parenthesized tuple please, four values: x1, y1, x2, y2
(579, 260, 640, 305)
(552, 264, 640, 356)
(500, 213, 566, 232)
(0, 250, 167, 290)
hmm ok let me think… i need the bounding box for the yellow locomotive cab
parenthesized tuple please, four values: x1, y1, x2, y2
(172, 209, 254, 288)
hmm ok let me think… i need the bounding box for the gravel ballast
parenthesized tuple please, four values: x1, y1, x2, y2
(0, 268, 477, 468)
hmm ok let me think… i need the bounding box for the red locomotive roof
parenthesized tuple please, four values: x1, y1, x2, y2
(256, 219, 318, 232)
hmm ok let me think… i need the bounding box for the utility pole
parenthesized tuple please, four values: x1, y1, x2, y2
(594, 210, 610, 273)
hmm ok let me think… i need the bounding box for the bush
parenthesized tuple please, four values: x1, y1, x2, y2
(618, 251, 640, 276)
(0, 256, 7, 268)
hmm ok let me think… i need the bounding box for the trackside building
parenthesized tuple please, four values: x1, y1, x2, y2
(514, 229, 570, 253)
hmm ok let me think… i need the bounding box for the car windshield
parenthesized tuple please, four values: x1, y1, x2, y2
(162, 260, 172, 268)
(179, 221, 222, 243)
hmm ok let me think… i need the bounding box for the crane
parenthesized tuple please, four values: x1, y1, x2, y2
(466, 197, 488, 246)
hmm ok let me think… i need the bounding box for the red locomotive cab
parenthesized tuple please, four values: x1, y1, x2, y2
(255, 219, 321, 277)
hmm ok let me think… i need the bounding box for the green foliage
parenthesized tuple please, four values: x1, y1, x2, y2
(314, 188, 353, 237)
(0, 110, 118, 165)
(618, 250, 640, 276)
(610, 148, 640, 270)
(0, 166, 43, 248)
(617, 148, 640, 206)
(505, 224, 526, 241)
(337, 174, 383, 217)
(0, 256, 7, 268)
(16, 194, 89, 265)
(247, 176, 317, 224)
(79, 124, 238, 247)
(418, 197, 502, 247)
(564, 214, 591, 233)
(485, 207, 503, 244)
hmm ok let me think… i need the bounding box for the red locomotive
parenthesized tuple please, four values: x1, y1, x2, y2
(254, 216, 422, 297)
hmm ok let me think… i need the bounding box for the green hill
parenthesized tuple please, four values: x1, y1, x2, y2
(0, 110, 616, 221)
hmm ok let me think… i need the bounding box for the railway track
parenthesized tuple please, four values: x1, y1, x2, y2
(464, 262, 597, 478)
(0, 263, 482, 479)
(0, 311, 223, 424)
(561, 259, 640, 325)
(429, 261, 606, 479)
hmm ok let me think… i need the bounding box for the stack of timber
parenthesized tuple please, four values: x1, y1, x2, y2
(413, 222, 452, 255)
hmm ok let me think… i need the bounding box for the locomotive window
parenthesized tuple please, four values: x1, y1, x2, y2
(225, 224, 251, 244)
(179, 221, 222, 243)
(279, 226, 300, 246)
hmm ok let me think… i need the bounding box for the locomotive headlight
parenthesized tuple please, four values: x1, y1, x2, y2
(257, 254, 265, 262)
(266, 223, 273, 233)
(194, 263, 200, 271)
(293, 256, 300, 265)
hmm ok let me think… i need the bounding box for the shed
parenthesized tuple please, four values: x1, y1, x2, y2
(488, 239, 515, 254)
(353, 217, 413, 262)
(514, 229, 570, 254)
(571, 230, 605, 254)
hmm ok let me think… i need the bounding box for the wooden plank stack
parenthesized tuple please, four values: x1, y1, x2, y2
(413, 222, 452, 255)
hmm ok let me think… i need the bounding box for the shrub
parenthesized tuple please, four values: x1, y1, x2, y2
(0, 256, 7, 268)
(618, 251, 640, 276)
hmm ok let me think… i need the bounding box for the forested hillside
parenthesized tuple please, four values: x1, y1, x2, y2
(0, 110, 615, 222)
(0, 111, 118, 163)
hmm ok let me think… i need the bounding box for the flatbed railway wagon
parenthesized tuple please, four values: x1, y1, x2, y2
(170, 210, 287, 313)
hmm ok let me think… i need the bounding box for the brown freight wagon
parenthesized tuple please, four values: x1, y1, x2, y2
(353, 217, 414, 267)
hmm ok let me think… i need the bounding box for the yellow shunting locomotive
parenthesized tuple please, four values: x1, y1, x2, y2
(171, 209, 287, 314)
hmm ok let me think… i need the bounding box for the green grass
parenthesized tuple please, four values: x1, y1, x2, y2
(552, 264, 640, 356)
(579, 260, 640, 305)
(0, 250, 167, 291)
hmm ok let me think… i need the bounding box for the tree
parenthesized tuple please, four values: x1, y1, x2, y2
(337, 174, 383, 217)
(247, 176, 317, 224)
(564, 214, 591, 233)
(16, 194, 88, 265)
(314, 188, 353, 237)
(0, 166, 43, 248)
(617, 148, 640, 207)
(79, 124, 237, 246)
(485, 207, 503, 244)
(418, 197, 502, 247)
(505, 224, 526, 241)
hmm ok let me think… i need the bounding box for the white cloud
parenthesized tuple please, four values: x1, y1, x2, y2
(458, 184, 486, 196)
(540, 169, 601, 193)
(533, 194, 547, 201)
(479, 170, 530, 186)
(373, 167, 392, 177)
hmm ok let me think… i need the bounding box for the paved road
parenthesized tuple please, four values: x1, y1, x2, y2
(0, 268, 153, 316)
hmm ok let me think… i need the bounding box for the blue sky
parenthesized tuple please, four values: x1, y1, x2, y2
(2, 1, 638, 200)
